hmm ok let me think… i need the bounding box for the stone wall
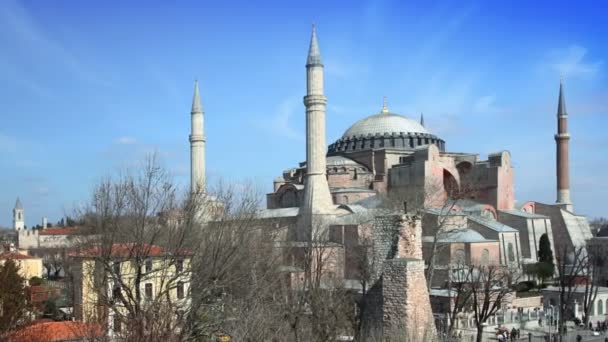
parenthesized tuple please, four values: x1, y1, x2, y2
(361, 258, 436, 341)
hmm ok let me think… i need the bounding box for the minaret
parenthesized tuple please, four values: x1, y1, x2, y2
(13, 197, 24, 231)
(301, 25, 333, 214)
(189, 80, 206, 193)
(555, 78, 572, 211)
(420, 112, 425, 127)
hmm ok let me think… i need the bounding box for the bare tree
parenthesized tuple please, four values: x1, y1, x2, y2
(555, 245, 587, 340)
(279, 215, 354, 342)
(71, 155, 198, 342)
(468, 264, 516, 342)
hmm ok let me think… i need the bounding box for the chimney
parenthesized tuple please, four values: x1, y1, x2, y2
(42, 217, 48, 229)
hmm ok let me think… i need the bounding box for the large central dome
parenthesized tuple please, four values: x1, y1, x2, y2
(342, 112, 429, 138)
(327, 105, 445, 155)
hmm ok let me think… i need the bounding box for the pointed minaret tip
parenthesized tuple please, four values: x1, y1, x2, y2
(191, 80, 203, 114)
(420, 112, 425, 127)
(15, 197, 23, 210)
(306, 24, 322, 66)
(557, 77, 567, 116)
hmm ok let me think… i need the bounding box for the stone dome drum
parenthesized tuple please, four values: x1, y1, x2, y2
(327, 109, 445, 155)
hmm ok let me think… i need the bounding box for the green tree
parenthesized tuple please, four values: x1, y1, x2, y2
(538, 233, 554, 264)
(534, 234, 555, 284)
(0, 259, 29, 333)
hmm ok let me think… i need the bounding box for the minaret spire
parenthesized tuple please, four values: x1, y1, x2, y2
(13, 197, 24, 231)
(555, 78, 572, 211)
(301, 24, 333, 216)
(420, 112, 425, 127)
(190, 80, 206, 193)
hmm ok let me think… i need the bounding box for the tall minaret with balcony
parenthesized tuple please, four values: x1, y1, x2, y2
(190, 80, 206, 194)
(555, 79, 573, 211)
(300, 25, 333, 214)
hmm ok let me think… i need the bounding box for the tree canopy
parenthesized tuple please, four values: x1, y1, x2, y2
(0, 259, 29, 333)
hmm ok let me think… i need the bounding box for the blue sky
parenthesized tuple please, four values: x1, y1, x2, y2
(1, 0, 607, 227)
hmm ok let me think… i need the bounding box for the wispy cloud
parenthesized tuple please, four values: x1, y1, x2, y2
(0, 0, 114, 88)
(548, 45, 602, 78)
(472, 95, 510, 115)
(260, 98, 304, 141)
(114, 136, 137, 145)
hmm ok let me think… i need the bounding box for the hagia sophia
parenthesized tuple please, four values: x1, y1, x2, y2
(11, 25, 594, 339)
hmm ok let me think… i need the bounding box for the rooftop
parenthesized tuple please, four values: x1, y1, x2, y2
(38, 227, 83, 235)
(69, 243, 192, 258)
(2, 321, 103, 342)
(468, 216, 518, 233)
(0, 252, 39, 260)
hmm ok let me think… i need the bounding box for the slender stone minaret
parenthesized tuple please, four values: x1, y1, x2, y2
(420, 112, 425, 127)
(190, 80, 206, 193)
(13, 197, 24, 231)
(555, 78, 572, 211)
(300, 25, 333, 214)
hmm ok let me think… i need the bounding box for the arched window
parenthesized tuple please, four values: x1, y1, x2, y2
(481, 249, 490, 265)
(599, 300, 604, 316)
(591, 301, 596, 316)
(18, 212, 21, 220)
(508, 243, 515, 262)
(342, 195, 349, 204)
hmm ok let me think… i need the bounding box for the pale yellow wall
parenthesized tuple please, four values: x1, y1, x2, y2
(0, 257, 43, 282)
(79, 256, 192, 323)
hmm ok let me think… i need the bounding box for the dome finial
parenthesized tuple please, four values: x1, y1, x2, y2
(381, 96, 388, 114)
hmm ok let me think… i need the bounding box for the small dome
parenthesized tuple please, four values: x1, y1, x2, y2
(342, 112, 429, 138)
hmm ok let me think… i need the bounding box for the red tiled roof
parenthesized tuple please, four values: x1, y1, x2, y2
(3, 321, 103, 342)
(38, 227, 82, 236)
(0, 252, 38, 260)
(69, 243, 193, 258)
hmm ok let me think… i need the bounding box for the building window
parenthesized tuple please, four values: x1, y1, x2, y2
(177, 281, 184, 299)
(176, 259, 184, 273)
(112, 285, 121, 301)
(454, 249, 466, 265)
(599, 300, 604, 315)
(114, 316, 121, 333)
(112, 261, 121, 276)
(145, 283, 153, 300)
(508, 243, 515, 262)
(145, 259, 153, 273)
(481, 249, 490, 265)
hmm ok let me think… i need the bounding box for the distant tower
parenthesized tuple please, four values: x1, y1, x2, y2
(13, 198, 24, 231)
(300, 25, 333, 214)
(190, 80, 206, 193)
(555, 78, 573, 211)
(420, 112, 425, 127)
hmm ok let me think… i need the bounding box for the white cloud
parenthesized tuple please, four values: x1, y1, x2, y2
(114, 137, 137, 145)
(549, 45, 602, 78)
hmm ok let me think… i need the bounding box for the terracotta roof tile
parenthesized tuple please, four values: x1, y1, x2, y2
(69, 243, 193, 258)
(0, 252, 38, 260)
(3, 321, 103, 342)
(38, 227, 82, 236)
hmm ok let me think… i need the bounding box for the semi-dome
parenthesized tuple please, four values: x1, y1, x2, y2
(342, 112, 429, 138)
